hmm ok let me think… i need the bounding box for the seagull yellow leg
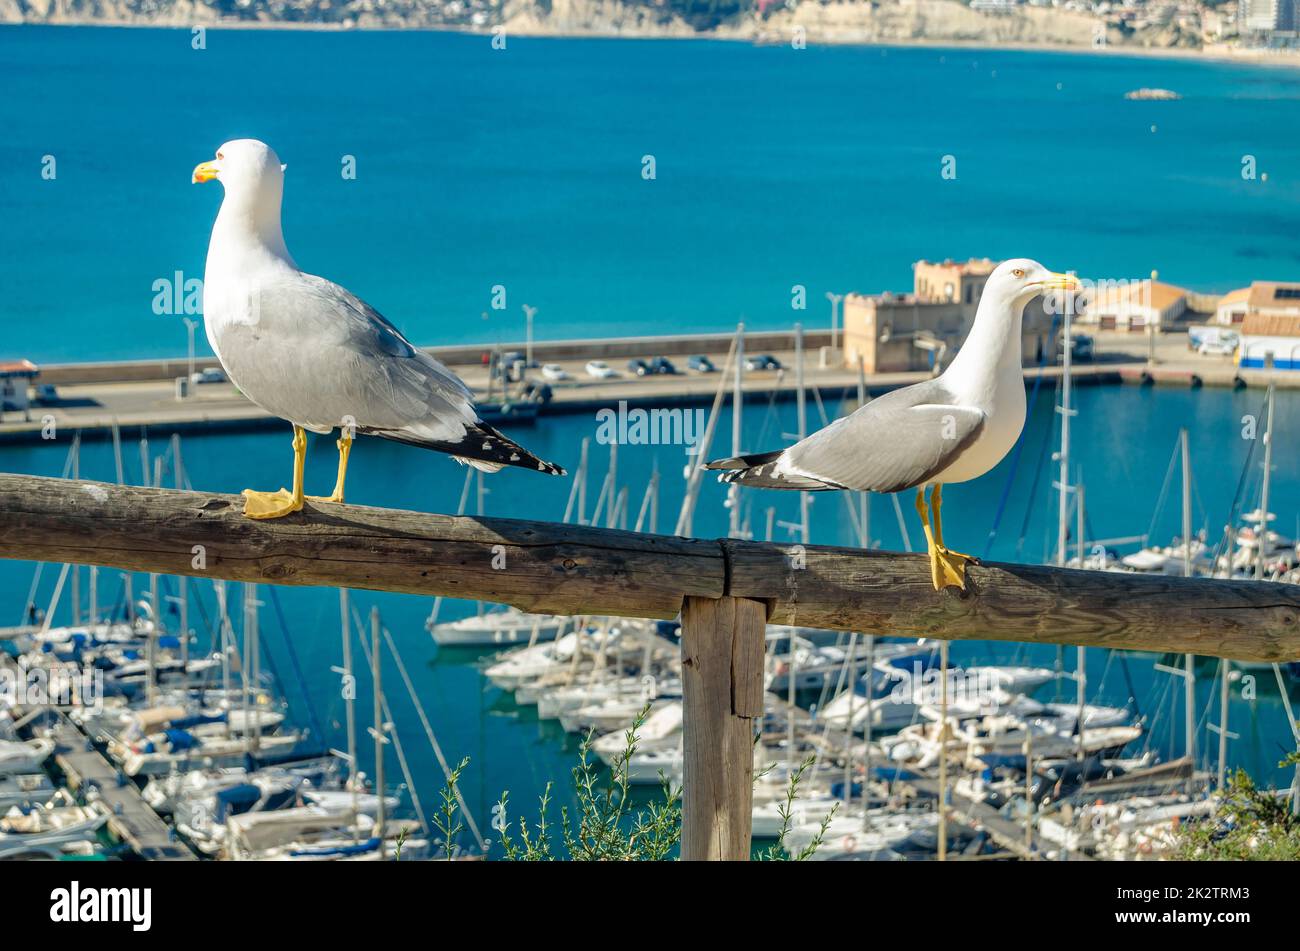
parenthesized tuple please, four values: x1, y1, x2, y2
(308, 432, 353, 505)
(242, 426, 306, 519)
(915, 486, 944, 591)
(930, 483, 974, 591)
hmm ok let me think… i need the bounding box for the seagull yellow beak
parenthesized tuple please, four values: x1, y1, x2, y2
(1039, 272, 1080, 291)
(192, 161, 219, 184)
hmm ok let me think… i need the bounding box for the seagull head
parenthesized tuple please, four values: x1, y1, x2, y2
(192, 138, 286, 201)
(193, 139, 291, 258)
(988, 258, 1079, 306)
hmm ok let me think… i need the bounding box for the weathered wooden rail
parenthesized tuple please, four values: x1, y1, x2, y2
(3, 473, 1300, 860)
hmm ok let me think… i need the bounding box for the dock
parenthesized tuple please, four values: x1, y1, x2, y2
(900, 773, 1093, 861)
(0, 330, 1130, 444)
(45, 710, 197, 861)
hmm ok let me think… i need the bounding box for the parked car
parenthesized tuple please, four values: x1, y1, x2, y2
(627, 358, 650, 376)
(541, 364, 569, 381)
(1058, 334, 1095, 362)
(687, 355, 716, 373)
(1198, 339, 1237, 357)
(744, 355, 782, 371)
(190, 368, 227, 385)
(32, 384, 58, 405)
(648, 356, 677, 375)
(585, 360, 617, 379)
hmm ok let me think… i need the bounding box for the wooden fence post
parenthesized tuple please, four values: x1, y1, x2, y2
(680, 595, 767, 861)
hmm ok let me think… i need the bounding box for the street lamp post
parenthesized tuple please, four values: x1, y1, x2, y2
(522, 305, 537, 380)
(826, 292, 843, 352)
(183, 317, 198, 398)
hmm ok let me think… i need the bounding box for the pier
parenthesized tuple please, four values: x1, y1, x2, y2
(8, 324, 1294, 445)
(43, 710, 197, 861)
(1, 330, 1129, 443)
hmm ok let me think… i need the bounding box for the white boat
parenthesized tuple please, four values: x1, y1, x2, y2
(0, 803, 108, 859)
(117, 731, 303, 777)
(783, 810, 931, 861)
(0, 738, 54, 775)
(591, 701, 682, 758)
(429, 607, 567, 648)
(0, 772, 57, 809)
(224, 805, 423, 861)
(752, 795, 842, 838)
(484, 633, 582, 691)
(623, 746, 683, 785)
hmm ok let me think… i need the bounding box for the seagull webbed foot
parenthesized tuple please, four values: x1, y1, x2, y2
(242, 488, 304, 520)
(931, 546, 974, 592)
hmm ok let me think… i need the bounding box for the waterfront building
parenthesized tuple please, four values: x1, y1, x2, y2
(1083, 278, 1189, 332)
(842, 258, 1058, 374)
(1214, 280, 1300, 328)
(1236, 282, 1300, 369)
(0, 360, 39, 419)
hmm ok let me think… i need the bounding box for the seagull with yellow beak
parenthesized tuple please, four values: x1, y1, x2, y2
(706, 259, 1079, 591)
(193, 139, 564, 519)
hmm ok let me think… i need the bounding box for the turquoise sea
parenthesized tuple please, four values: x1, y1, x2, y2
(3, 27, 1300, 362)
(2, 27, 1300, 849)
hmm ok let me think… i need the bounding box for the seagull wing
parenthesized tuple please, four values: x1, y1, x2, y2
(218, 272, 563, 474)
(706, 378, 984, 493)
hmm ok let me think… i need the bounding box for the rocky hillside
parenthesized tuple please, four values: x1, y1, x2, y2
(0, 0, 1197, 52)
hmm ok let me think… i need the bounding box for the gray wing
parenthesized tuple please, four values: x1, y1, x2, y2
(220, 272, 479, 443)
(709, 379, 984, 493)
(785, 380, 984, 491)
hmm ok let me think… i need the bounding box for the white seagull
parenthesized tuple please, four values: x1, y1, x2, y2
(706, 259, 1079, 591)
(193, 139, 564, 519)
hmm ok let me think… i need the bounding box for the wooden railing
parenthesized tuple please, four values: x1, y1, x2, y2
(3, 473, 1299, 859)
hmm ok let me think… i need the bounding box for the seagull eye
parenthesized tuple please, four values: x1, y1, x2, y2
(216, 151, 224, 161)
(1012, 268, 1026, 279)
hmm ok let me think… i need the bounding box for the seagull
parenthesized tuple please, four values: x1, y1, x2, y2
(193, 139, 564, 519)
(706, 259, 1079, 591)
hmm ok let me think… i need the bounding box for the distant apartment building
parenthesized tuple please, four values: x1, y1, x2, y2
(842, 258, 1059, 374)
(1081, 279, 1189, 331)
(1239, 0, 1297, 32)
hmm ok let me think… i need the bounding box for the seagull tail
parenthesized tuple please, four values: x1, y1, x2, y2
(704, 450, 838, 491)
(366, 422, 566, 476)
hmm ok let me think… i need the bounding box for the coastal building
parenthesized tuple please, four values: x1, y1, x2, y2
(841, 258, 1059, 374)
(0, 360, 39, 418)
(1213, 281, 1300, 326)
(1239, 314, 1300, 369)
(1081, 278, 1189, 331)
(1235, 282, 1300, 369)
(1215, 286, 1253, 325)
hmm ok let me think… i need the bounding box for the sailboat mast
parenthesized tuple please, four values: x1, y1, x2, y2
(1056, 294, 1073, 568)
(1217, 658, 1230, 789)
(341, 589, 359, 834)
(856, 356, 869, 549)
(173, 434, 189, 670)
(1257, 384, 1275, 581)
(371, 606, 386, 843)
(1181, 428, 1196, 785)
(730, 322, 744, 538)
(1076, 482, 1086, 761)
(796, 323, 809, 545)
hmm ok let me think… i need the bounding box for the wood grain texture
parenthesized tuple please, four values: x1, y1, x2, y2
(0, 475, 724, 620)
(722, 540, 1300, 663)
(2, 474, 1299, 662)
(680, 596, 765, 861)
